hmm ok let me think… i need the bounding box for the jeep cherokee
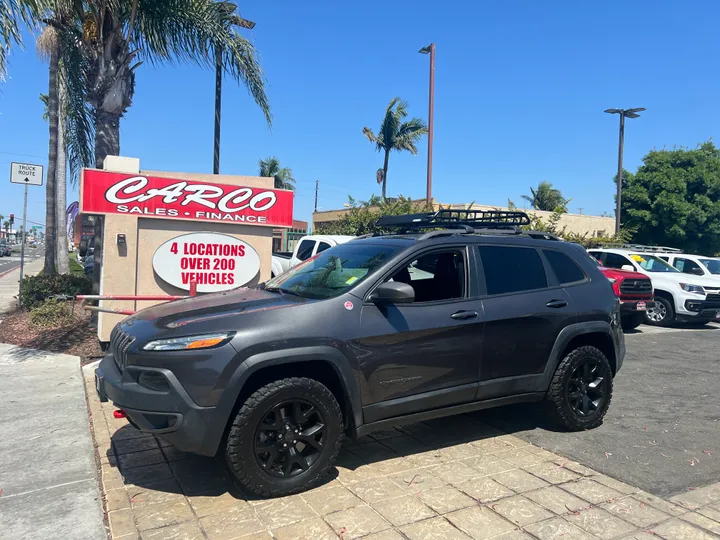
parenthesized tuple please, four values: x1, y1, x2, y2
(95, 210, 624, 497)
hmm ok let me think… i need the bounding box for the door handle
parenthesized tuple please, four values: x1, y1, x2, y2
(546, 299, 568, 309)
(451, 310, 478, 320)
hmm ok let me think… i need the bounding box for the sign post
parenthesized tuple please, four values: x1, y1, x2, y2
(10, 162, 44, 307)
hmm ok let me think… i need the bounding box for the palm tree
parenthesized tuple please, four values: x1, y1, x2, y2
(363, 97, 427, 200)
(521, 181, 571, 212)
(258, 157, 295, 190)
(2, 221, 9, 239)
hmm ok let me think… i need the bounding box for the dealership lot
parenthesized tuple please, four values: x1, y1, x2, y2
(86, 323, 720, 539)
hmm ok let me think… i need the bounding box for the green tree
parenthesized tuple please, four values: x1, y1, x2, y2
(521, 181, 571, 212)
(363, 97, 427, 200)
(317, 195, 433, 236)
(258, 157, 295, 190)
(622, 141, 720, 254)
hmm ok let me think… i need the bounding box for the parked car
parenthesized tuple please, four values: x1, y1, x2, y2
(596, 265, 654, 331)
(589, 246, 720, 326)
(271, 235, 355, 277)
(650, 250, 720, 282)
(0, 239, 9, 257)
(96, 210, 624, 497)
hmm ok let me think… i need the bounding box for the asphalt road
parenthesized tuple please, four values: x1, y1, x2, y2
(0, 246, 45, 276)
(478, 323, 720, 498)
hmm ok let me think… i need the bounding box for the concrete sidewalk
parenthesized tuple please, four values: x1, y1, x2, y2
(0, 344, 106, 540)
(0, 258, 44, 313)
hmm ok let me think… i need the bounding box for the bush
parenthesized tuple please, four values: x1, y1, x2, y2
(20, 273, 92, 310)
(29, 299, 74, 328)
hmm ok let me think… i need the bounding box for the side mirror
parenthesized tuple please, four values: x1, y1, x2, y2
(621, 265, 635, 272)
(690, 267, 705, 276)
(368, 281, 415, 304)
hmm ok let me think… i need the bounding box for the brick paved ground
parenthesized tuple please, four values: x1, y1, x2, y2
(85, 372, 720, 540)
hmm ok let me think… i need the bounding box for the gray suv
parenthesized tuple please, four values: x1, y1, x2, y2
(95, 210, 624, 497)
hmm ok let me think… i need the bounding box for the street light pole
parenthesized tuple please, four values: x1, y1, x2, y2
(419, 44, 435, 205)
(212, 6, 256, 175)
(604, 107, 645, 235)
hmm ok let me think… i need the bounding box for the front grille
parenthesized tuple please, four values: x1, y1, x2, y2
(706, 293, 720, 302)
(110, 324, 135, 371)
(620, 279, 652, 295)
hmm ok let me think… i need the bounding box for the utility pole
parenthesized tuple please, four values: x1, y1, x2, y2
(419, 44, 435, 204)
(314, 180, 319, 213)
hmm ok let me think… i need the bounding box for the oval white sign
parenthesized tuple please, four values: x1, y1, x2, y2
(152, 232, 260, 293)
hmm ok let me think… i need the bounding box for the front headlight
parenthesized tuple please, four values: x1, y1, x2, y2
(142, 332, 234, 351)
(679, 283, 706, 295)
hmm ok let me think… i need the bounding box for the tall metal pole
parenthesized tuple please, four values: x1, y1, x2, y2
(615, 113, 625, 235)
(18, 183, 28, 308)
(314, 179, 319, 213)
(426, 43, 435, 205)
(213, 45, 223, 175)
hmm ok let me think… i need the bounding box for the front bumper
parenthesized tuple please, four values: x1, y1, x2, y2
(681, 299, 720, 321)
(94, 354, 222, 456)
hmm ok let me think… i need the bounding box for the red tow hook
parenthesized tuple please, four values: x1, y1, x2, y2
(113, 409, 127, 419)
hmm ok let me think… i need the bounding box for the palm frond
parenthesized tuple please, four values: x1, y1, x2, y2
(362, 126, 377, 144)
(1, 0, 44, 82)
(129, 0, 271, 125)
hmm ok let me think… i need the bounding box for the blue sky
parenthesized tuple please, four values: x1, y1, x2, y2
(1, 0, 720, 228)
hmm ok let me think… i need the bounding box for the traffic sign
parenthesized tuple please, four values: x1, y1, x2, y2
(10, 162, 44, 186)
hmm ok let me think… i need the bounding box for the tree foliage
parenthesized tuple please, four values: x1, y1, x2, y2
(622, 141, 720, 254)
(521, 181, 571, 212)
(363, 98, 427, 200)
(258, 156, 295, 191)
(316, 195, 433, 236)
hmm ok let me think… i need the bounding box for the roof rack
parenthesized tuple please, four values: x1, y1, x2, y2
(375, 209, 531, 231)
(600, 243, 684, 253)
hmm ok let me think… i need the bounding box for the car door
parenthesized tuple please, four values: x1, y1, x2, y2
(358, 246, 484, 423)
(290, 238, 317, 268)
(477, 244, 575, 400)
(674, 257, 706, 277)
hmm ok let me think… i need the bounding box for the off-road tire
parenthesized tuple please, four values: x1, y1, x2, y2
(547, 346, 613, 431)
(225, 377, 344, 497)
(621, 312, 645, 332)
(645, 296, 674, 327)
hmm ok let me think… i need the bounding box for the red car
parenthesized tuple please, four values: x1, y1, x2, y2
(598, 266, 655, 331)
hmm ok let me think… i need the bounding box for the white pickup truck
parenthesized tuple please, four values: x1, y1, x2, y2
(271, 235, 355, 278)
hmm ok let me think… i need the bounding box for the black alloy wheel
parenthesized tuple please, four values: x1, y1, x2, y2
(254, 399, 326, 478)
(567, 360, 607, 418)
(547, 345, 613, 431)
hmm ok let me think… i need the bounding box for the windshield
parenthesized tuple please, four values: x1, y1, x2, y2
(630, 254, 679, 273)
(700, 259, 720, 275)
(262, 243, 402, 299)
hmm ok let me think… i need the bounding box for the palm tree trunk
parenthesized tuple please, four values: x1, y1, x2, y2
(382, 149, 390, 200)
(44, 46, 59, 276)
(90, 109, 121, 295)
(56, 77, 69, 274)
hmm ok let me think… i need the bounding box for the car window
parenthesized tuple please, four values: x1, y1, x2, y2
(700, 259, 720, 275)
(265, 243, 402, 299)
(387, 250, 466, 302)
(658, 256, 670, 262)
(295, 239, 316, 261)
(630, 254, 679, 273)
(587, 251, 603, 264)
(478, 246, 547, 295)
(675, 257, 703, 274)
(543, 250, 586, 284)
(603, 253, 634, 270)
(316, 241, 332, 254)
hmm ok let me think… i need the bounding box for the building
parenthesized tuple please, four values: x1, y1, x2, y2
(313, 202, 615, 238)
(273, 219, 308, 253)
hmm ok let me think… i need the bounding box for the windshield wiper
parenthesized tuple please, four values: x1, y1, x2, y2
(262, 285, 300, 296)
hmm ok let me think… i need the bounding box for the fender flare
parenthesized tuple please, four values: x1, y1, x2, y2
(539, 321, 615, 388)
(210, 346, 363, 444)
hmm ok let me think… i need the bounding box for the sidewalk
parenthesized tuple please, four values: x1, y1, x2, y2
(83, 369, 720, 540)
(0, 344, 106, 540)
(0, 258, 44, 313)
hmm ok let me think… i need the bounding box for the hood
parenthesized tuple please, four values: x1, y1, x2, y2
(124, 286, 310, 332)
(599, 266, 648, 281)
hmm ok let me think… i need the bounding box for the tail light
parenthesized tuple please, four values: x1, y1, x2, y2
(606, 277, 621, 297)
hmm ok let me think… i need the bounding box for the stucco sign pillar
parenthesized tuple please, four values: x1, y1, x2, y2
(79, 157, 293, 342)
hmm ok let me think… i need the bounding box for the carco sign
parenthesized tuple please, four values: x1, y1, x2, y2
(152, 232, 261, 292)
(81, 170, 293, 227)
